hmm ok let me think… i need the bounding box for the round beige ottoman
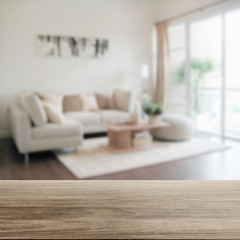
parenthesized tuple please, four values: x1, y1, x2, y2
(152, 113, 195, 141)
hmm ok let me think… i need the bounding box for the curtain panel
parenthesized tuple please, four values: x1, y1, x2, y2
(155, 22, 169, 110)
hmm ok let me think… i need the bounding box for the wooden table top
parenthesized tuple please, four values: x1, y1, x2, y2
(1, 181, 240, 239)
(103, 121, 169, 132)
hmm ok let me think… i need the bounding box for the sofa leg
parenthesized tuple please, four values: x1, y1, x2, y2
(24, 153, 29, 164)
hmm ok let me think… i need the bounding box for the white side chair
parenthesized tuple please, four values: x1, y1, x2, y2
(152, 113, 195, 141)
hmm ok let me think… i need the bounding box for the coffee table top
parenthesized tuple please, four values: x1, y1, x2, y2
(1, 181, 239, 239)
(102, 121, 169, 132)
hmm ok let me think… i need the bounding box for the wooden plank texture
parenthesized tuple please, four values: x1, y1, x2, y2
(102, 122, 169, 132)
(0, 181, 240, 239)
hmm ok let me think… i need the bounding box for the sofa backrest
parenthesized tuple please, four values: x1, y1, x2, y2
(63, 89, 134, 113)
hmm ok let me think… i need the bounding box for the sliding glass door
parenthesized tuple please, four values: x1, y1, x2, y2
(225, 9, 240, 139)
(168, 24, 187, 115)
(167, 6, 240, 140)
(190, 16, 222, 134)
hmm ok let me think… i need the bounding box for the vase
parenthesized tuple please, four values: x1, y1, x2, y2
(148, 115, 161, 124)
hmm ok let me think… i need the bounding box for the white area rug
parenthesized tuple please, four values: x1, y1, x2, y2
(55, 137, 230, 179)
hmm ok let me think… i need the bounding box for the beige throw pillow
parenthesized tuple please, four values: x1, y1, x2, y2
(113, 89, 133, 112)
(81, 94, 99, 111)
(63, 95, 82, 112)
(95, 92, 114, 109)
(43, 101, 65, 124)
(37, 91, 64, 124)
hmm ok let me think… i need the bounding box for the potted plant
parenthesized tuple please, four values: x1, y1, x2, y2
(143, 102, 163, 124)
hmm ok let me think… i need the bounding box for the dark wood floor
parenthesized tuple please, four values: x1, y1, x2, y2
(0, 134, 239, 180)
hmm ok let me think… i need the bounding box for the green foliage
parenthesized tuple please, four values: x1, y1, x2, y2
(176, 58, 216, 113)
(176, 58, 215, 85)
(143, 102, 163, 116)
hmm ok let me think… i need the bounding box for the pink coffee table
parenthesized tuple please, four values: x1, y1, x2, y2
(102, 121, 169, 154)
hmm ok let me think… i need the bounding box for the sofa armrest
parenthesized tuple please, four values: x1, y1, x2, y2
(9, 105, 32, 153)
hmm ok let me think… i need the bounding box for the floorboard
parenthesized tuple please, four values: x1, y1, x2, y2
(0, 134, 239, 180)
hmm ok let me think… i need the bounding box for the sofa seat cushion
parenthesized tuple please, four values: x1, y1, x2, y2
(32, 118, 82, 140)
(100, 110, 130, 124)
(64, 111, 101, 125)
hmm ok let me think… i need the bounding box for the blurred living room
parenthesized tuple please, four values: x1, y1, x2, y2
(0, 0, 240, 180)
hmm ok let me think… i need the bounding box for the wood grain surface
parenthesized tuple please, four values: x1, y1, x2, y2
(103, 121, 169, 132)
(0, 181, 240, 239)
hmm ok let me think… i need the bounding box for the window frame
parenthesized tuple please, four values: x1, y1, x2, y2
(167, 4, 240, 141)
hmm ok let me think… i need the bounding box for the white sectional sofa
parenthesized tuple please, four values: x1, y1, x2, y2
(64, 110, 131, 134)
(9, 89, 134, 162)
(9, 105, 83, 163)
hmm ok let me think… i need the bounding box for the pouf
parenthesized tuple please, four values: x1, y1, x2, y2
(152, 113, 195, 141)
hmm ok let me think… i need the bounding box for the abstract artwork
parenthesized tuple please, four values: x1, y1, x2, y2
(36, 35, 109, 58)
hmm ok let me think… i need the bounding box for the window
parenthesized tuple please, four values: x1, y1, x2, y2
(168, 24, 187, 115)
(225, 9, 240, 139)
(167, 6, 240, 140)
(190, 16, 222, 134)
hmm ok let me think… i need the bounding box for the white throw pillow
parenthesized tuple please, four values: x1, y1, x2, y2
(25, 94, 48, 126)
(81, 94, 99, 111)
(19, 93, 48, 126)
(43, 101, 65, 124)
(37, 91, 63, 112)
(113, 89, 133, 112)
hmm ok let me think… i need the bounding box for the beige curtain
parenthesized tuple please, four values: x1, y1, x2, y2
(155, 22, 169, 110)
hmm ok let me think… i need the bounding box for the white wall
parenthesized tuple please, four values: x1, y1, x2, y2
(0, 0, 156, 138)
(155, 0, 224, 22)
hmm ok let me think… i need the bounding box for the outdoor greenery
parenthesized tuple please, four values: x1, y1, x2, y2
(143, 102, 163, 116)
(176, 58, 216, 113)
